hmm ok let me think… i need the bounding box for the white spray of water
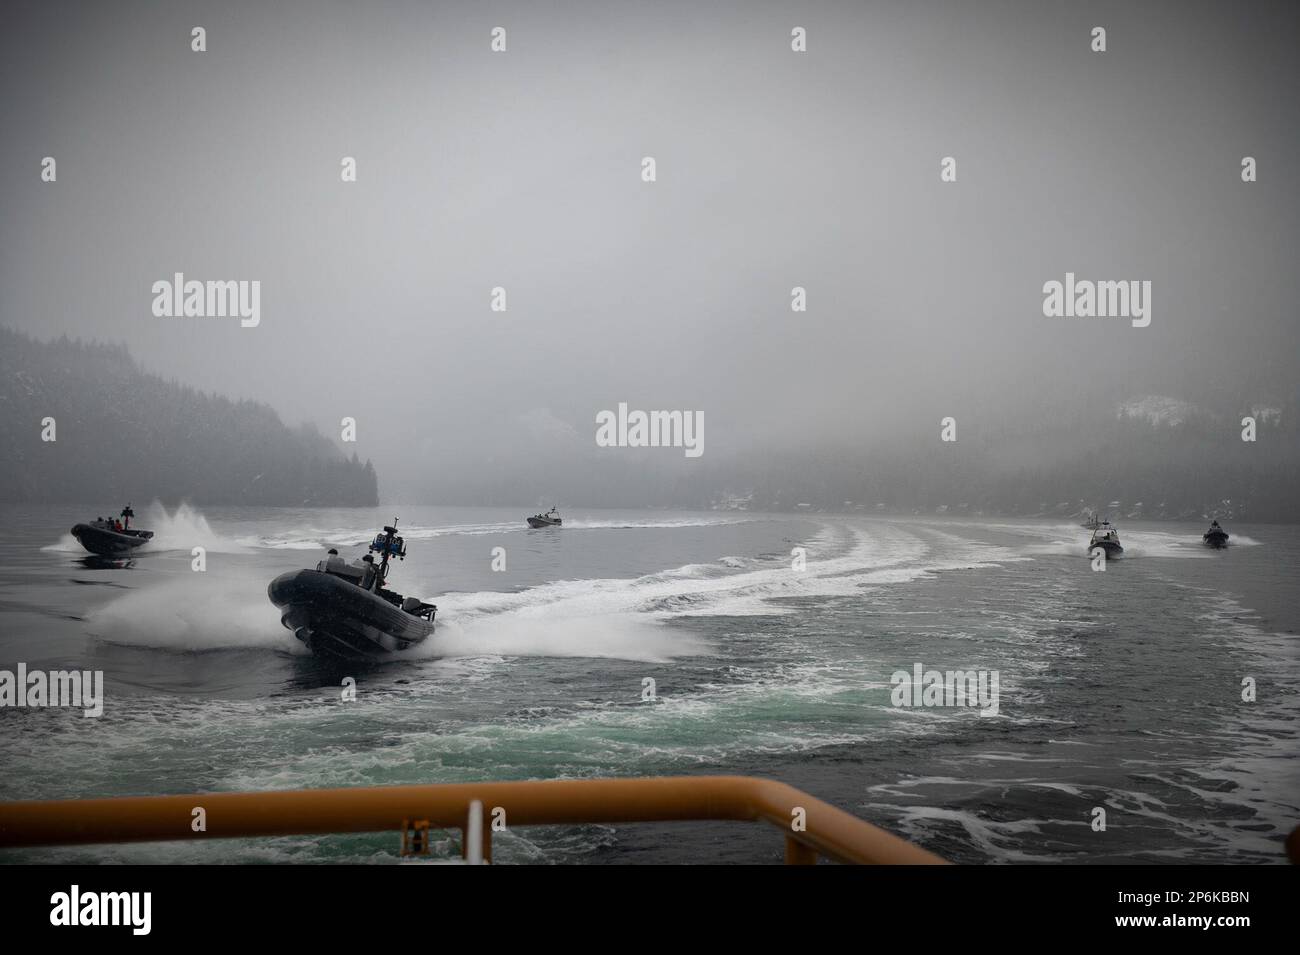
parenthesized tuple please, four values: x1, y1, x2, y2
(138, 502, 246, 553)
(43, 502, 246, 554)
(86, 575, 292, 652)
(41, 533, 82, 553)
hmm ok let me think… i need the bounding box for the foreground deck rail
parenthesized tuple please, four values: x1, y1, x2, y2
(0, 774, 946, 865)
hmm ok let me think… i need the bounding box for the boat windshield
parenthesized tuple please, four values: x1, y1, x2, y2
(318, 555, 364, 583)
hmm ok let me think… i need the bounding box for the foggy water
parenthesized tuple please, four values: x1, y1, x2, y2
(1, 504, 1296, 864)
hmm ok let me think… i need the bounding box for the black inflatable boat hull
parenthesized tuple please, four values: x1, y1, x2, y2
(1203, 531, 1229, 549)
(526, 517, 561, 528)
(71, 523, 154, 556)
(267, 569, 434, 660)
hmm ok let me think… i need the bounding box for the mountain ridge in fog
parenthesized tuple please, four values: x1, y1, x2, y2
(3, 327, 1296, 519)
(0, 327, 377, 506)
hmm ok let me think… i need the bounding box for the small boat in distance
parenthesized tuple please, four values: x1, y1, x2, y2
(267, 520, 436, 661)
(1203, 520, 1230, 549)
(527, 506, 562, 528)
(71, 504, 153, 556)
(1080, 509, 1102, 530)
(1088, 521, 1123, 558)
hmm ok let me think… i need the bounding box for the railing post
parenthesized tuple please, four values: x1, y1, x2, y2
(462, 799, 484, 864)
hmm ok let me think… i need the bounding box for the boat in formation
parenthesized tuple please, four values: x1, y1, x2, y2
(267, 521, 436, 661)
(61, 502, 1235, 658)
(527, 506, 562, 528)
(1203, 520, 1230, 549)
(71, 505, 152, 556)
(1088, 520, 1123, 558)
(1080, 516, 1233, 558)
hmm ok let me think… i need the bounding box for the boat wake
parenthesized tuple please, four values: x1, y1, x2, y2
(421, 521, 1011, 661)
(237, 521, 523, 550)
(426, 614, 705, 664)
(236, 516, 752, 550)
(561, 517, 754, 530)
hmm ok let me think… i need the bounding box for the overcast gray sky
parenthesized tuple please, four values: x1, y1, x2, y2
(3, 0, 1297, 499)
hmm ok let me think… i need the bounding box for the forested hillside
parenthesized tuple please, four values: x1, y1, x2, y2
(0, 327, 378, 505)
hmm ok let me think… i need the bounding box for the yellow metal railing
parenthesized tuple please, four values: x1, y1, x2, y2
(0, 775, 947, 865)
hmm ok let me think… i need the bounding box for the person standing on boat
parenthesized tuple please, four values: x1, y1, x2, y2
(361, 554, 378, 591)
